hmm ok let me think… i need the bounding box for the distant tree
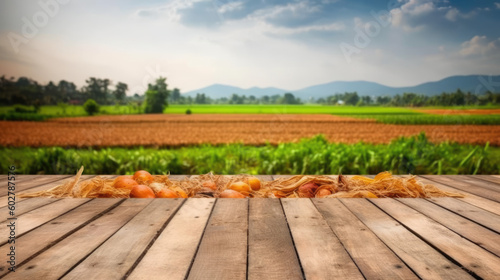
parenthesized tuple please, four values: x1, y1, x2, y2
(343, 92, 359, 105)
(113, 82, 128, 104)
(84, 78, 111, 104)
(144, 77, 170, 114)
(171, 88, 181, 103)
(83, 99, 99, 115)
(282, 93, 299, 104)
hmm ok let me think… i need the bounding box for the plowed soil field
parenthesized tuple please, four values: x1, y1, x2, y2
(1, 114, 499, 147)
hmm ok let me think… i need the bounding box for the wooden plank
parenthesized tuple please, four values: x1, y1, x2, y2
(3, 199, 153, 279)
(371, 198, 500, 279)
(0, 175, 96, 208)
(398, 198, 500, 257)
(1, 198, 61, 221)
(0, 198, 122, 276)
(450, 175, 500, 191)
(471, 175, 500, 185)
(341, 198, 474, 280)
(129, 198, 216, 280)
(63, 198, 184, 279)
(313, 198, 417, 279)
(0, 198, 91, 245)
(414, 176, 500, 216)
(0, 175, 72, 197)
(422, 175, 500, 203)
(281, 198, 363, 280)
(427, 197, 500, 234)
(247, 199, 303, 280)
(187, 199, 248, 280)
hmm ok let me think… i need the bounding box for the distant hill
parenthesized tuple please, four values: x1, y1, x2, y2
(183, 75, 500, 99)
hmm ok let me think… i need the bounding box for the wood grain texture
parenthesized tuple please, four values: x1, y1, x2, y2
(63, 199, 184, 279)
(342, 198, 474, 280)
(282, 198, 363, 280)
(427, 197, 500, 234)
(187, 199, 248, 280)
(1, 197, 61, 221)
(471, 175, 500, 185)
(449, 175, 500, 191)
(3, 199, 153, 280)
(372, 198, 500, 280)
(0, 175, 72, 197)
(398, 198, 500, 257)
(129, 198, 215, 280)
(0, 198, 122, 276)
(313, 198, 418, 279)
(415, 175, 500, 216)
(423, 175, 500, 203)
(0, 198, 90, 245)
(0, 175, 96, 208)
(248, 199, 303, 280)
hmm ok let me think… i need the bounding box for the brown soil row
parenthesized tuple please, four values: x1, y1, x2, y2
(1, 114, 499, 147)
(416, 109, 500, 115)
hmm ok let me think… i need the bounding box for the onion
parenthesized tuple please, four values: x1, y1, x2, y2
(247, 177, 261, 191)
(229, 182, 251, 194)
(202, 181, 217, 190)
(316, 188, 332, 198)
(220, 190, 246, 198)
(297, 182, 319, 198)
(156, 188, 179, 198)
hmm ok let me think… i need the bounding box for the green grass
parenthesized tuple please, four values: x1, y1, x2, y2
(2, 133, 498, 175)
(354, 114, 500, 125)
(1, 105, 499, 125)
(164, 104, 420, 115)
(0, 104, 419, 116)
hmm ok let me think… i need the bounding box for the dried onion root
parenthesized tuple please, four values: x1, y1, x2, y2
(21, 168, 463, 199)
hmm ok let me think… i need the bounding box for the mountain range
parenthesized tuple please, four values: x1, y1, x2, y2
(183, 75, 500, 100)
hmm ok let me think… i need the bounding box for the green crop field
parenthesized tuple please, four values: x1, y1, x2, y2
(1, 104, 499, 125)
(2, 134, 498, 175)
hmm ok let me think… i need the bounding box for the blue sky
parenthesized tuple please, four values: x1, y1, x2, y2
(0, 0, 499, 93)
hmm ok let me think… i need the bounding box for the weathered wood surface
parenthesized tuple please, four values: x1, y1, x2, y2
(0, 175, 499, 279)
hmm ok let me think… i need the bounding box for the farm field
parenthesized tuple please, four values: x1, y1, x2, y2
(3, 105, 500, 124)
(416, 108, 500, 115)
(1, 114, 499, 147)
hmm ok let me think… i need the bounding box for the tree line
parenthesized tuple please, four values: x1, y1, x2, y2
(1, 76, 499, 112)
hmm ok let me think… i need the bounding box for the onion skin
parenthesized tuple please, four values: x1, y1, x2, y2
(156, 188, 179, 198)
(229, 182, 251, 194)
(202, 181, 217, 190)
(247, 177, 261, 191)
(220, 190, 246, 198)
(316, 188, 332, 198)
(149, 182, 166, 194)
(133, 170, 154, 185)
(297, 182, 319, 198)
(130, 185, 155, 198)
(113, 177, 138, 190)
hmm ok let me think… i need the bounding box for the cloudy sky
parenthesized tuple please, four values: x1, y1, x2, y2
(0, 0, 499, 93)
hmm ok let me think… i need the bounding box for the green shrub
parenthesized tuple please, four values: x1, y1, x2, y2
(83, 99, 100, 116)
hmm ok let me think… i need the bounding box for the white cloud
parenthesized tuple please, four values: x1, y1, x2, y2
(460, 36, 500, 56)
(495, 3, 500, 9)
(391, 0, 477, 30)
(264, 22, 345, 35)
(250, 1, 321, 22)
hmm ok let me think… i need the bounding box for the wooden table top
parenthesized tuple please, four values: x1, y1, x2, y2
(1, 175, 500, 279)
